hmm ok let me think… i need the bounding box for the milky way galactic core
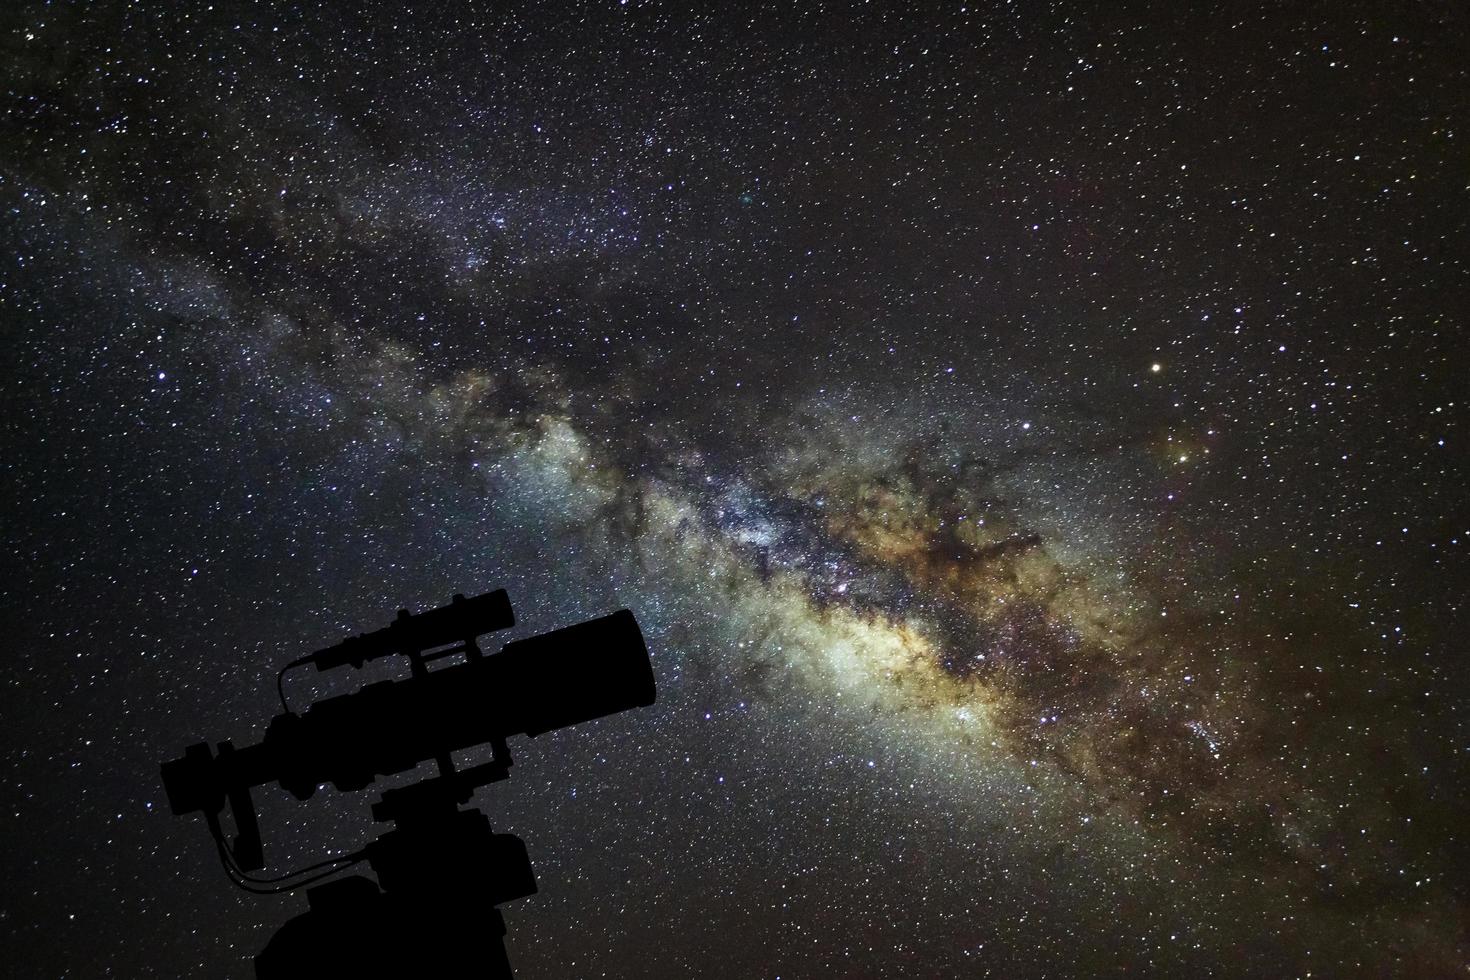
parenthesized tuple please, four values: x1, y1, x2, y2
(3, 3, 1466, 977)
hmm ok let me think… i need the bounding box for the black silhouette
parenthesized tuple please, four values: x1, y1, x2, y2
(160, 590, 656, 977)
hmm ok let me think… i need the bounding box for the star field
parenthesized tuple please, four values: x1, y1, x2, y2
(2, 2, 1467, 976)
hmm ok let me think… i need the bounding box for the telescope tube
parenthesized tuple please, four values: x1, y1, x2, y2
(162, 609, 655, 816)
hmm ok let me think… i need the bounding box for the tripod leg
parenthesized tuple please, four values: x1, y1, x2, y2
(481, 909, 516, 979)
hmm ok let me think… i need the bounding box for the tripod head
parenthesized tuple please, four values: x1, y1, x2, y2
(159, 589, 657, 977)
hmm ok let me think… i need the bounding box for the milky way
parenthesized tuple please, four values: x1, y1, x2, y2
(3, 3, 1466, 977)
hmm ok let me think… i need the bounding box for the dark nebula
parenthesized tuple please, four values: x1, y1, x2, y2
(3, 2, 1467, 977)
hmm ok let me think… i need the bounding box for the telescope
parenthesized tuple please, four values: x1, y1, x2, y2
(160, 589, 656, 978)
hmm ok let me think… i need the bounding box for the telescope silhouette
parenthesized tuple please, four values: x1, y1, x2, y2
(160, 589, 657, 977)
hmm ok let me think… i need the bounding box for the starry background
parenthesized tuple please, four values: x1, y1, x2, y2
(2, 1, 1467, 976)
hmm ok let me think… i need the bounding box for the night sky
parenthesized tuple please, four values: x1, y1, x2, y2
(3, 2, 1468, 976)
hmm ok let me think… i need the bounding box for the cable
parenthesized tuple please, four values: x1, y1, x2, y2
(214, 835, 366, 894)
(213, 820, 363, 881)
(215, 837, 363, 894)
(210, 654, 362, 893)
(208, 815, 366, 893)
(275, 655, 313, 715)
(221, 840, 364, 883)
